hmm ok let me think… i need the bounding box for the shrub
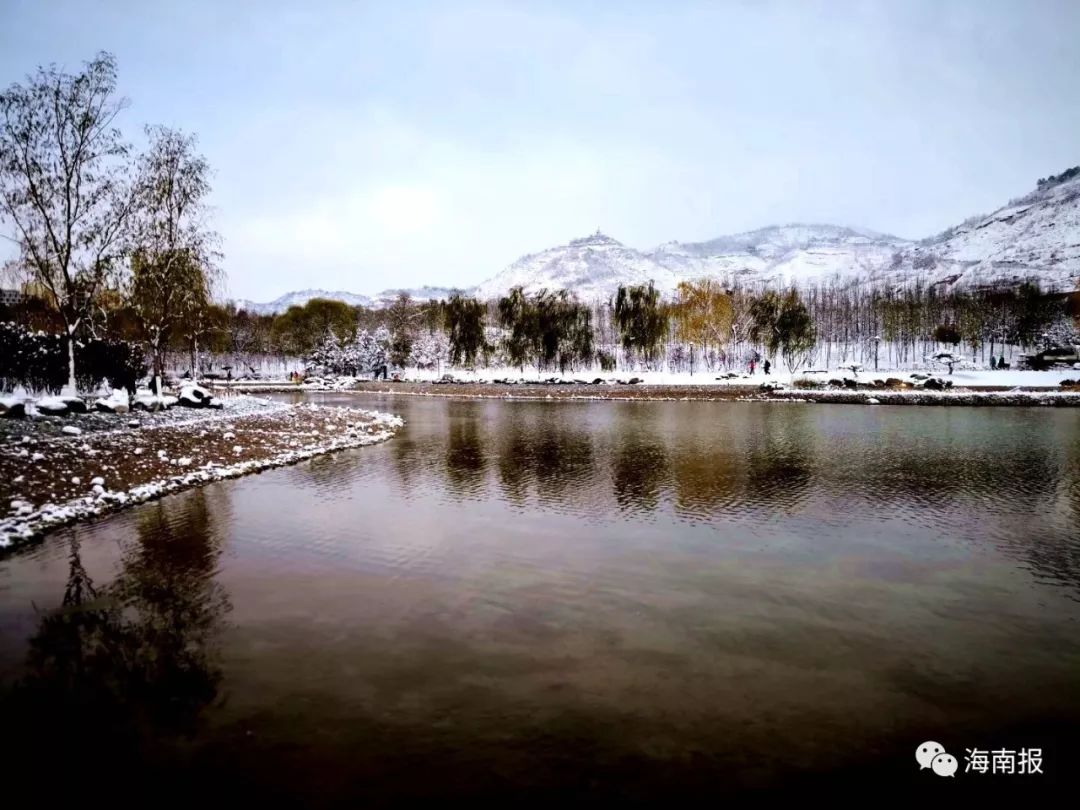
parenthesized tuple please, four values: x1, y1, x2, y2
(596, 350, 616, 372)
(0, 322, 145, 394)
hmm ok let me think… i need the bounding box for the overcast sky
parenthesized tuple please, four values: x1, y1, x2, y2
(2, 0, 1079, 301)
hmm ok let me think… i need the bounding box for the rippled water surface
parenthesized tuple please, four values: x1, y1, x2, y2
(2, 395, 1079, 801)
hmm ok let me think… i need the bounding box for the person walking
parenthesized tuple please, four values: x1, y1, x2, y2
(764, 359, 771, 375)
(749, 359, 756, 375)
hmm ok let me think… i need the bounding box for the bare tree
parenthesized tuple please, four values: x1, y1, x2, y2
(128, 126, 218, 392)
(0, 52, 134, 394)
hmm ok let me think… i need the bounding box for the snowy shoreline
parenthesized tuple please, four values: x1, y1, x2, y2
(285, 381, 1080, 407)
(222, 365, 1080, 401)
(0, 403, 404, 550)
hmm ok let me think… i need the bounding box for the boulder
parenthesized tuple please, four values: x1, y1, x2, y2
(36, 396, 70, 416)
(178, 384, 212, 407)
(0, 398, 26, 419)
(61, 397, 88, 414)
(94, 390, 131, 414)
(923, 378, 945, 390)
(132, 391, 177, 411)
(828, 379, 844, 388)
(843, 378, 858, 390)
(884, 378, 905, 388)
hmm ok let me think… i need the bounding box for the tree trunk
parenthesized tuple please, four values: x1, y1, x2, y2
(154, 353, 164, 395)
(63, 326, 78, 397)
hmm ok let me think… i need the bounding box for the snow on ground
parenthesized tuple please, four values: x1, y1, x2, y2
(276, 366, 1080, 389)
(0, 402, 404, 549)
(0, 393, 282, 442)
(225, 364, 1080, 391)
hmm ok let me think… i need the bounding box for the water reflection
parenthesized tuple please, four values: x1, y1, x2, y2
(444, 401, 488, 498)
(390, 398, 1080, 596)
(496, 406, 597, 509)
(742, 407, 814, 509)
(611, 408, 670, 517)
(2, 488, 230, 779)
(2, 396, 1080, 801)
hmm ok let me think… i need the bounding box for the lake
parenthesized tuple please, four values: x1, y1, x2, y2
(2, 394, 1079, 801)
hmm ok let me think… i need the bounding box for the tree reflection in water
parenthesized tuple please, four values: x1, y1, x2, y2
(444, 402, 488, 497)
(3, 488, 231, 789)
(611, 407, 670, 516)
(496, 406, 596, 510)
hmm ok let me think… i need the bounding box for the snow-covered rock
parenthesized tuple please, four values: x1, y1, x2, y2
(95, 389, 130, 414)
(61, 425, 82, 436)
(177, 384, 223, 409)
(132, 391, 177, 411)
(0, 397, 26, 419)
(36, 397, 71, 416)
(62, 396, 88, 414)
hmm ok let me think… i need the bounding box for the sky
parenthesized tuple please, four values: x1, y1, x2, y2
(1, 0, 1079, 301)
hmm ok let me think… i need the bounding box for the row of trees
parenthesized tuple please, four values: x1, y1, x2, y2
(1, 52, 218, 393)
(18, 275, 1056, 380)
(4, 56, 1076, 388)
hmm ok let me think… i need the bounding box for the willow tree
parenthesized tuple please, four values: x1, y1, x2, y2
(444, 293, 486, 367)
(128, 126, 218, 392)
(671, 279, 733, 373)
(498, 286, 534, 371)
(0, 52, 135, 394)
(751, 288, 816, 371)
(614, 282, 665, 368)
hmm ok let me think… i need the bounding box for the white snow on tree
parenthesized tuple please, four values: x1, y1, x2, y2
(348, 326, 391, 373)
(307, 328, 346, 373)
(409, 330, 450, 369)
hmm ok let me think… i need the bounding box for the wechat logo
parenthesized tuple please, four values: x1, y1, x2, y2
(916, 741, 957, 777)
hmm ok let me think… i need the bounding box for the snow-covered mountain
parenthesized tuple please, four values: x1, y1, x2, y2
(907, 171, 1080, 290)
(468, 225, 911, 301)
(236, 286, 462, 314)
(471, 232, 681, 302)
(370, 285, 461, 307)
(235, 289, 375, 315)
(649, 224, 911, 288)
(239, 169, 1080, 309)
(472, 172, 1080, 299)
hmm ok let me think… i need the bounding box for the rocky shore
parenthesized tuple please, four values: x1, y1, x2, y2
(343, 380, 1080, 406)
(0, 402, 403, 549)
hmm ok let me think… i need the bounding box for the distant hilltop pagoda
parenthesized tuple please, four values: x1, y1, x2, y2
(568, 229, 622, 247)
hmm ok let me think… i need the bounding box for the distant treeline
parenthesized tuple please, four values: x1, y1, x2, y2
(3, 274, 1077, 379)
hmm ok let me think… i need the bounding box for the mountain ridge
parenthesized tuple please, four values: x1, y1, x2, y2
(235, 172, 1080, 312)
